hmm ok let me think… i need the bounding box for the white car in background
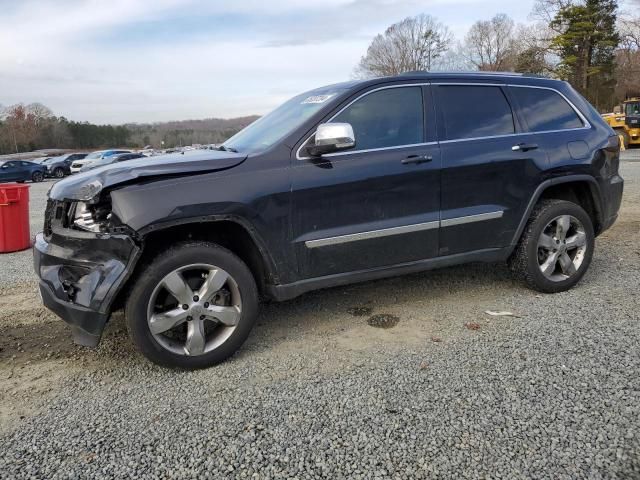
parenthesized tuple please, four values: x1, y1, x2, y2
(70, 149, 131, 173)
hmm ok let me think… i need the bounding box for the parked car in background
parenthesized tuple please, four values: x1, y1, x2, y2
(43, 153, 88, 178)
(79, 152, 145, 172)
(0, 160, 46, 183)
(70, 150, 131, 173)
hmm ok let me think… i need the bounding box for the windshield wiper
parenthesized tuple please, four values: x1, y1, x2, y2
(217, 145, 238, 153)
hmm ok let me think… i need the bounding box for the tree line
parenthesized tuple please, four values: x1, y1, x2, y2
(0, 102, 258, 155)
(356, 0, 640, 112)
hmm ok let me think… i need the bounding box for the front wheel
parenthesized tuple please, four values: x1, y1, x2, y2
(509, 200, 595, 293)
(53, 167, 65, 178)
(125, 242, 259, 369)
(31, 171, 44, 183)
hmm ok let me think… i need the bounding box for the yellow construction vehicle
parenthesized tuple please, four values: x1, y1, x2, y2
(602, 97, 640, 148)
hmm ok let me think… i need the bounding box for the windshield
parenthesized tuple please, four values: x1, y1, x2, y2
(626, 102, 640, 116)
(223, 88, 345, 154)
(85, 151, 103, 159)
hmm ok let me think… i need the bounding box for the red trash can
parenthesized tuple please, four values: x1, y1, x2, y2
(0, 183, 31, 253)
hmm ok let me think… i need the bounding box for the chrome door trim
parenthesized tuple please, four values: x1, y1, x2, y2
(304, 220, 439, 249)
(305, 210, 505, 248)
(440, 210, 504, 227)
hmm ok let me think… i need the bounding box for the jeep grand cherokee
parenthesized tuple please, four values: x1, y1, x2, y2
(34, 72, 624, 369)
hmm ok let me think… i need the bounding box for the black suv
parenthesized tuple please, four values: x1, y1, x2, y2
(34, 72, 623, 369)
(43, 153, 88, 178)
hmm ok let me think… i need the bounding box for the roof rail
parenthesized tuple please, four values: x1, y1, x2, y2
(398, 70, 548, 79)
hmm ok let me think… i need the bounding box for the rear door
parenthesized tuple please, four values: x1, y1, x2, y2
(507, 85, 592, 167)
(434, 83, 548, 255)
(291, 84, 441, 279)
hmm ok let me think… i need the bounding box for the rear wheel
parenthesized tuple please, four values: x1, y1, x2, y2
(125, 242, 259, 369)
(509, 200, 594, 293)
(31, 171, 44, 183)
(53, 167, 65, 178)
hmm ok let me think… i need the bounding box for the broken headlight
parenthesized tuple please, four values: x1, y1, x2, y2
(71, 201, 112, 233)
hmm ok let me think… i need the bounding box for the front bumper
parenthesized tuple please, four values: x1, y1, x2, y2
(33, 229, 139, 347)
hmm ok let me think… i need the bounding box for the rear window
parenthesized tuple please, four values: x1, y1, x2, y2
(438, 85, 515, 140)
(510, 87, 584, 132)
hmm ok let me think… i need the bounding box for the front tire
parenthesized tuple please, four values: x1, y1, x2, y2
(509, 200, 594, 293)
(31, 171, 44, 183)
(125, 242, 259, 369)
(53, 167, 65, 178)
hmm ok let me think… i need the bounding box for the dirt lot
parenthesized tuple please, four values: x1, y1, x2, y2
(1, 154, 639, 478)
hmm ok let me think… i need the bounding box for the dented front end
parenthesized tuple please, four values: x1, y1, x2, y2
(33, 198, 140, 347)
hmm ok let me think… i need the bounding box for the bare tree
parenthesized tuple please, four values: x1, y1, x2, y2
(26, 103, 53, 127)
(355, 14, 453, 78)
(462, 14, 517, 71)
(511, 23, 557, 74)
(616, 14, 640, 99)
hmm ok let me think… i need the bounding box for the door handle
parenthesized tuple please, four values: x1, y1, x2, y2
(512, 143, 538, 152)
(402, 154, 433, 165)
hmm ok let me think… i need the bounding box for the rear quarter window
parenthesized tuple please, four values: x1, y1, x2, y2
(510, 86, 584, 132)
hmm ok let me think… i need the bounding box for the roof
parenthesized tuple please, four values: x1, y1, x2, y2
(343, 71, 562, 92)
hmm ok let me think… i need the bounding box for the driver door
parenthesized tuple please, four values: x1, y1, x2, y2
(291, 84, 441, 279)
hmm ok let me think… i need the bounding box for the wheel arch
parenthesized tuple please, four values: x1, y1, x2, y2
(510, 176, 604, 250)
(112, 216, 280, 309)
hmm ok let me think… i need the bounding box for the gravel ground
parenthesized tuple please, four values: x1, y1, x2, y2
(1, 155, 639, 479)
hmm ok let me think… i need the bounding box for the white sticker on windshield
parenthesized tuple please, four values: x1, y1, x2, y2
(301, 94, 335, 104)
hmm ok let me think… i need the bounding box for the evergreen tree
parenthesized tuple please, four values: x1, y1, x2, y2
(550, 0, 619, 110)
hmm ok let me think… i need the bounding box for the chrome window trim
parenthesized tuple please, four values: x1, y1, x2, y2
(304, 220, 439, 248)
(296, 81, 592, 159)
(321, 141, 438, 158)
(440, 210, 504, 227)
(305, 210, 504, 248)
(296, 83, 431, 161)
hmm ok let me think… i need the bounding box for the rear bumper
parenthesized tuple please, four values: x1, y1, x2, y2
(599, 174, 623, 234)
(33, 229, 139, 346)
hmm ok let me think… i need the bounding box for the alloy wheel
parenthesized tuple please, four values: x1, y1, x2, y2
(147, 263, 242, 356)
(536, 215, 588, 282)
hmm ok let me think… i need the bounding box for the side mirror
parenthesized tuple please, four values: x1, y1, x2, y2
(306, 123, 355, 157)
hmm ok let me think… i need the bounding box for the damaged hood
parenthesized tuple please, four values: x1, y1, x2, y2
(49, 150, 247, 201)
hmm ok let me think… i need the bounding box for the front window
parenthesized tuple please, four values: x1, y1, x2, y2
(223, 87, 346, 154)
(331, 86, 424, 150)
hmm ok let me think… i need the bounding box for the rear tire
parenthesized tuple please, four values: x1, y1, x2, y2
(509, 200, 594, 293)
(31, 171, 44, 183)
(125, 241, 259, 369)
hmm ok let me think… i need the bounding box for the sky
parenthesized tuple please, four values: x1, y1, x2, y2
(0, 0, 634, 124)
